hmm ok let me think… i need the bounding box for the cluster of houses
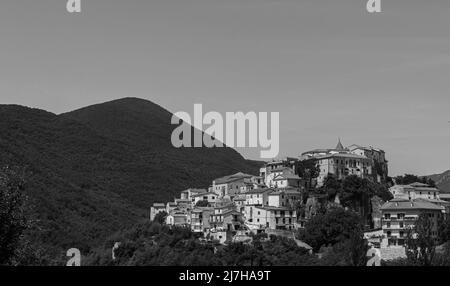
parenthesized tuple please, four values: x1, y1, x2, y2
(150, 170, 303, 244)
(150, 139, 450, 260)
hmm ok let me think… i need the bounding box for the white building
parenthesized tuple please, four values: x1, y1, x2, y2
(267, 188, 302, 208)
(166, 213, 188, 226)
(390, 182, 440, 201)
(244, 205, 297, 232)
(380, 198, 444, 248)
(191, 192, 219, 206)
(300, 139, 387, 187)
(245, 188, 273, 206)
(212, 172, 254, 197)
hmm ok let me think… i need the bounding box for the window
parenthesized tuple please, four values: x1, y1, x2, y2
(384, 214, 391, 220)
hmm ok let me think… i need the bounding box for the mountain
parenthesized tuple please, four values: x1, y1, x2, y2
(0, 98, 262, 258)
(427, 170, 450, 193)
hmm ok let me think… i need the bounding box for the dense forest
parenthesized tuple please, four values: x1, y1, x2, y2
(0, 98, 261, 260)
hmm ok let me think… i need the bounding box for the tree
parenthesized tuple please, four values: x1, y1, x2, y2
(438, 213, 450, 244)
(298, 207, 364, 252)
(405, 213, 436, 266)
(394, 174, 435, 186)
(0, 167, 30, 265)
(322, 174, 341, 199)
(318, 234, 368, 266)
(296, 159, 320, 189)
(433, 242, 450, 266)
(153, 211, 168, 225)
(195, 200, 209, 207)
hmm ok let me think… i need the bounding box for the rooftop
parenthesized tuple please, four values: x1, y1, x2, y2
(255, 206, 292, 211)
(245, 188, 273, 195)
(316, 153, 368, 160)
(191, 192, 215, 198)
(381, 198, 443, 211)
(182, 188, 207, 194)
(214, 172, 254, 185)
(273, 173, 301, 181)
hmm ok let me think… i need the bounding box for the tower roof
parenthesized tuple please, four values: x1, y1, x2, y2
(335, 138, 345, 151)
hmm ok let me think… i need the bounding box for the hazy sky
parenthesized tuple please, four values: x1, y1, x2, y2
(1, 0, 449, 176)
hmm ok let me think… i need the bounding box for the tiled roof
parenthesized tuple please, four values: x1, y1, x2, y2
(273, 174, 301, 181)
(245, 188, 273, 195)
(214, 172, 254, 184)
(191, 192, 215, 197)
(301, 149, 334, 155)
(223, 210, 242, 216)
(348, 144, 384, 153)
(255, 206, 292, 211)
(316, 153, 368, 160)
(381, 199, 443, 211)
(409, 182, 429, 188)
(182, 188, 207, 193)
(335, 138, 345, 151)
(269, 189, 301, 195)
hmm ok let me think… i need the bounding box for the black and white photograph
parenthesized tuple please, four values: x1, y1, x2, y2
(1, 0, 450, 274)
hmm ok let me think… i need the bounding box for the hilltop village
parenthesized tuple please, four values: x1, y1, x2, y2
(150, 140, 450, 260)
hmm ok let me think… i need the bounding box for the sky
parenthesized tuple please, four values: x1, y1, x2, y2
(0, 0, 449, 176)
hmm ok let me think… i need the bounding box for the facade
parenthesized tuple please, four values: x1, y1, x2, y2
(380, 198, 444, 248)
(390, 182, 440, 201)
(209, 208, 243, 232)
(190, 207, 214, 233)
(314, 153, 372, 186)
(260, 157, 298, 187)
(166, 213, 188, 226)
(212, 172, 254, 197)
(180, 188, 207, 201)
(267, 188, 302, 209)
(191, 192, 219, 206)
(174, 198, 191, 212)
(244, 188, 273, 206)
(300, 139, 386, 187)
(348, 144, 389, 182)
(272, 173, 302, 188)
(245, 205, 297, 231)
(166, 202, 177, 214)
(232, 195, 247, 212)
